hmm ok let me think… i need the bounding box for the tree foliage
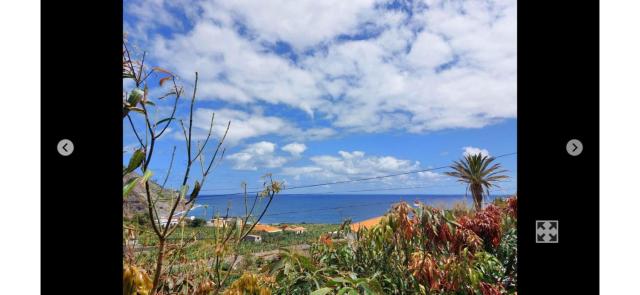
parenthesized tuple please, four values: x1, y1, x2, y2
(445, 154, 509, 211)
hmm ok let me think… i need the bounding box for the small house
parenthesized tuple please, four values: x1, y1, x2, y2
(159, 217, 179, 227)
(243, 234, 262, 243)
(282, 225, 306, 234)
(209, 217, 244, 228)
(327, 230, 342, 239)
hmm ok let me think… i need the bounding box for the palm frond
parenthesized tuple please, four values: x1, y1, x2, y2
(445, 154, 510, 210)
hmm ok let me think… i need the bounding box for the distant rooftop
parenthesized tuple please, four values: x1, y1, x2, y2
(350, 216, 384, 232)
(252, 224, 282, 233)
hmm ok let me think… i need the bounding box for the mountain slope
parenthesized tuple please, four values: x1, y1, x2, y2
(123, 172, 185, 219)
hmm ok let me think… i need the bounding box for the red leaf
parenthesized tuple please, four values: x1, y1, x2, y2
(159, 76, 172, 86)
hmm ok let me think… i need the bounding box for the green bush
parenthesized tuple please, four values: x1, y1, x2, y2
(269, 197, 519, 294)
(189, 217, 206, 227)
(133, 213, 150, 226)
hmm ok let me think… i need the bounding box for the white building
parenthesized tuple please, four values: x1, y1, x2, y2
(208, 217, 243, 228)
(282, 225, 306, 234)
(243, 234, 262, 243)
(159, 217, 179, 227)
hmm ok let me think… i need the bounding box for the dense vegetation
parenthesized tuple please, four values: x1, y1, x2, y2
(125, 223, 340, 261)
(259, 197, 517, 295)
(125, 197, 517, 294)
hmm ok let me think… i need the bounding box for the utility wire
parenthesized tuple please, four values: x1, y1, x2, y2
(123, 152, 516, 200)
(195, 152, 517, 199)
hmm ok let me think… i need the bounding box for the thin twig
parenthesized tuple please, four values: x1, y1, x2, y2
(126, 114, 145, 149)
(192, 112, 215, 162)
(154, 78, 181, 139)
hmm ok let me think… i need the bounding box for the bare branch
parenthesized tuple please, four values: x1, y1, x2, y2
(126, 114, 145, 149)
(192, 111, 215, 162)
(144, 183, 162, 237)
(181, 72, 199, 185)
(179, 119, 189, 150)
(160, 146, 177, 190)
(204, 121, 230, 177)
(123, 40, 138, 87)
(137, 51, 146, 82)
(154, 78, 181, 139)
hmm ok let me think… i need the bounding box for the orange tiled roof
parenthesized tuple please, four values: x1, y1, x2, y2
(350, 216, 384, 232)
(253, 224, 282, 233)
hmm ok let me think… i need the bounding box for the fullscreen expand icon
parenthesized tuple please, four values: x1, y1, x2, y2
(536, 220, 559, 243)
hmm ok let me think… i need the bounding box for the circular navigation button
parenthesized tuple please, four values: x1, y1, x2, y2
(566, 139, 583, 156)
(57, 139, 74, 156)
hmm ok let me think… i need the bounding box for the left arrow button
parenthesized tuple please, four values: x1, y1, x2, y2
(57, 139, 74, 156)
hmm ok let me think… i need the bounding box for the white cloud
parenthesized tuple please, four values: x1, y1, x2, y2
(128, 0, 517, 135)
(151, 22, 324, 116)
(406, 31, 453, 69)
(183, 108, 336, 145)
(298, 128, 337, 141)
(203, 0, 380, 51)
(125, 0, 182, 38)
(462, 146, 491, 157)
(281, 150, 421, 182)
(279, 166, 324, 181)
(186, 108, 290, 146)
(417, 171, 441, 180)
(281, 143, 307, 157)
(227, 141, 288, 170)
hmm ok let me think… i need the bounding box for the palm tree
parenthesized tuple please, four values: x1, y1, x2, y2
(445, 154, 509, 211)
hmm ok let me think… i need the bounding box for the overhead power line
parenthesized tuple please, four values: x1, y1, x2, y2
(194, 152, 517, 199)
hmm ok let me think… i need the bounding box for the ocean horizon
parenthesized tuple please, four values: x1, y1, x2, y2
(188, 194, 511, 224)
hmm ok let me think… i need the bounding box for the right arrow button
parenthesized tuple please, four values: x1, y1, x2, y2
(566, 139, 583, 156)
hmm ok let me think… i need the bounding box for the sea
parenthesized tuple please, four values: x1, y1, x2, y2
(188, 194, 508, 224)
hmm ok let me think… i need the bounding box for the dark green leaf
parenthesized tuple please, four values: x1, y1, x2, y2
(127, 89, 144, 106)
(156, 117, 175, 126)
(128, 107, 145, 114)
(310, 288, 332, 295)
(124, 148, 145, 175)
(331, 277, 350, 284)
(189, 181, 201, 200)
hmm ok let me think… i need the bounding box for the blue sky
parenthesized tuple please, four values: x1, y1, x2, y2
(123, 0, 517, 196)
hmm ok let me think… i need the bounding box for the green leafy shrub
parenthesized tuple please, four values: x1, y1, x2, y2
(298, 196, 519, 294)
(189, 217, 207, 228)
(134, 213, 150, 226)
